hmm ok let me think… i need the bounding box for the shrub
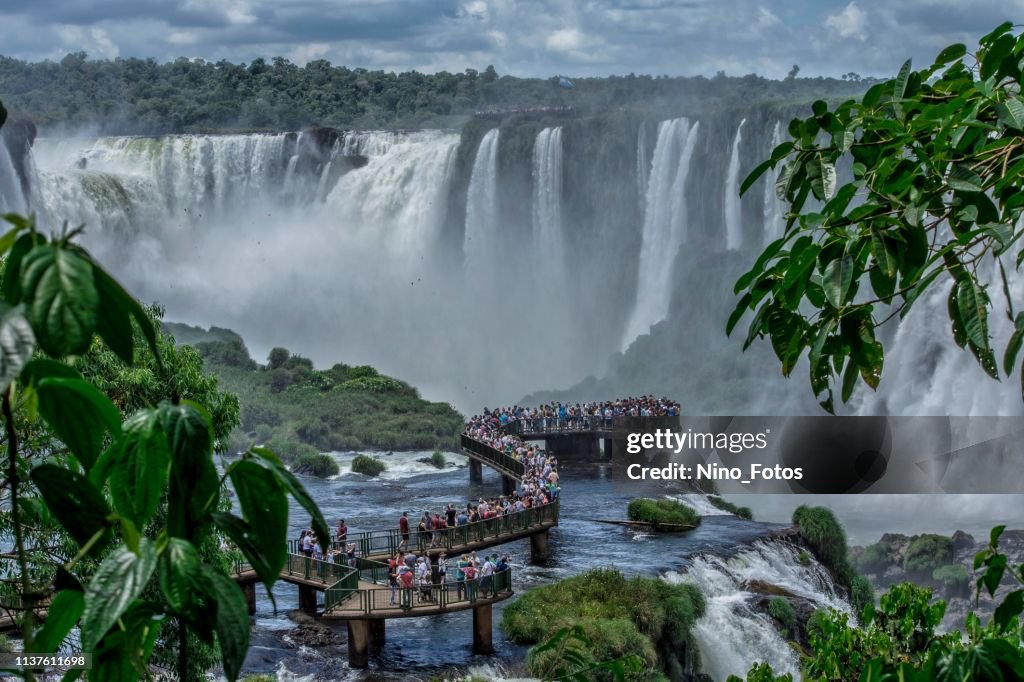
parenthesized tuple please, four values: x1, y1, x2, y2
(767, 597, 797, 632)
(351, 454, 387, 477)
(932, 564, 969, 595)
(627, 498, 700, 528)
(728, 662, 794, 682)
(254, 423, 274, 443)
(792, 505, 849, 576)
(856, 542, 892, 573)
(291, 450, 339, 478)
(195, 339, 258, 369)
(267, 347, 290, 369)
(850, 575, 875, 616)
(708, 494, 753, 519)
(797, 551, 811, 566)
(904, 535, 953, 574)
(501, 568, 705, 680)
(430, 449, 446, 469)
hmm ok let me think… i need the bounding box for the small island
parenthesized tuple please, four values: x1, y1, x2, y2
(351, 453, 387, 477)
(624, 498, 700, 531)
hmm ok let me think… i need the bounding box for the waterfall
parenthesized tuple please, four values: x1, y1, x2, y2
(532, 127, 565, 296)
(636, 122, 650, 204)
(0, 134, 28, 214)
(725, 118, 746, 251)
(762, 121, 786, 243)
(463, 128, 501, 282)
(621, 117, 699, 350)
(665, 540, 852, 681)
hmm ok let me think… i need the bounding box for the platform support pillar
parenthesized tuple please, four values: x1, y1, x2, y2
(530, 528, 549, 562)
(501, 475, 516, 496)
(473, 603, 494, 655)
(347, 619, 371, 668)
(243, 582, 257, 615)
(603, 437, 614, 460)
(298, 585, 317, 613)
(469, 459, 482, 483)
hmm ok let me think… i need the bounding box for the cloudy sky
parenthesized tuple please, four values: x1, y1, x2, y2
(0, 0, 1017, 80)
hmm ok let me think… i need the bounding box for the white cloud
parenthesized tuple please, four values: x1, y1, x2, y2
(460, 1, 489, 21)
(756, 6, 781, 28)
(289, 42, 331, 65)
(53, 25, 120, 59)
(824, 2, 868, 41)
(182, 0, 256, 25)
(546, 28, 584, 52)
(168, 31, 199, 45)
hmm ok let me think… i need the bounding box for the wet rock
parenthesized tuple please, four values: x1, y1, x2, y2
(951, 530, 975, 553)
(741, 580, 797, 598)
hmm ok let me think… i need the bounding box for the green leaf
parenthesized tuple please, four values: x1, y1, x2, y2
(212, 512, 280, 595)
(892, 58, 912, 114)
(229, 460, 288, 578)
(19, 244, 99, 357)
(841, 357, 859, 402)
(80, 540, 157, 652)
(740, 159, 773, 196)
(201, 566, 251, 681)
(160, 538, 203, 615)
(30, 464, 112, 549)
(993, 589, 1023, 632)
(35, 590, 85, 653)
(775, 161, 794, 201)
(1, 231, 42, 302)
(160, 402, 218, 536)
(956, 278, 991, 352)
(0, 222, 29, 258)
(930, 43, 967, 70)
(871, 230, 897, 278)
(247, 447, 332, 554)
(947, 165, 985, 192)
(0, 303, 35, 393)
(1004, 315, 1024, 376)
(91, 263, 161, 367)
(823, 256, 854, 308)
(981, 33, 1015, 80)
(996, 99, 1024, 132)
(111, 409, 171, 527)
(726, 292, 752, 336)
(36, 377, 122, 470)
(807, 154, 837, 201)
(949, 284, 968, 348)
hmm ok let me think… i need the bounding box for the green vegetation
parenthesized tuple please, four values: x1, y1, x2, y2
(627, 498, 700, 528)
(932, 564, 969, 594)
(502, 568, 706, 680)
(351, 454, 387, 477)
(0, 209, 331, 681)
(732, 23, 1024, 412)
(708, 494, 753, 520)
(430, 448, 446, 469)
(163, 323, 465, 477)
(727, 662, 793, 682)
(903, 534, 954, 574)
(0, 52, 870, 133)
(732, 526, 1024, 681)
(792, 505, 873, 617)
(767, 597, 797, 633)
(797, 551, 811, 567)
(855, 542, 892, 573)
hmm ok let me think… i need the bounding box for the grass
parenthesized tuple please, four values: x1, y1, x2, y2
(501, 568, 705, 680)
(430, 448, 446, 469)
(164, 323, 465, 477)
(351, 454, 386, 477)
(767, 596, 797, 632)
(627, 498, 700, 528)
(708, 494, 754, 520)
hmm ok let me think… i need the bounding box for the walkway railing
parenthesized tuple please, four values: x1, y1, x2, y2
(328, 568, 513, 616)
(324, 565, 360, 611)
(341, 500, 559, 558)
(500, 414, 628, 435)
(459, 434, 525, 477)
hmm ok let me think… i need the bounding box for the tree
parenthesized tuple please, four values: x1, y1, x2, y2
(0, 211, 330, 681)
(732, 23, 1024, 412)
(786, 64, 800, 80)
(266, 346, 289, 370)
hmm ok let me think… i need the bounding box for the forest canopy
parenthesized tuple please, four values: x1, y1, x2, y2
(0, 52, 873, 134)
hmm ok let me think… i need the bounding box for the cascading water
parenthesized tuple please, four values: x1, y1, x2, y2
(725, 118, 747, 251)
(0, 134, 29, 214)
(762, 121, 786, 243)
(621, 117, 699, 349)
(463, 128, 501, 287)
(532, 127, 565, 296)
(636, 121, 650, 205)
(665, 539, 852, 681)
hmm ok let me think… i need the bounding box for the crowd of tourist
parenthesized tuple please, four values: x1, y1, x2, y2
(479, 395, 681, 432)
(288, 397, 677, 609)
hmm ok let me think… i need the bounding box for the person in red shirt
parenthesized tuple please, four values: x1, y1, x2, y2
(399, 567, 414, 608)
(399, 512, 410, 551)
